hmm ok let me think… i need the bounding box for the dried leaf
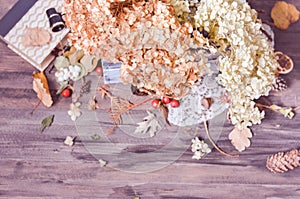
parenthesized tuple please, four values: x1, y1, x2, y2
(269, 104, 295, 119)
(91, 134, 100, 140)
(111, 96, 133, 115)
(22, 27, 51, 47)
(109, 113, 122, 125)
(158, 104, 170, 125)
(271, 1, 300, 30)
(64, 136, 75, 146)
(40, 114, 54, 133)
(228, 127, 252, 152)
(33, 71, 53, 107)
(134, 111, 162, 137)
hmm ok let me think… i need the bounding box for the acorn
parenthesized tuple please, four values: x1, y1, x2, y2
(201, 98, 213, 109)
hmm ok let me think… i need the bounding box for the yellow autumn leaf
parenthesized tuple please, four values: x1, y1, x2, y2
(32, 71, 53, 107)
(228, 127, 252, 152)
(269, 104, 294, 119)
(271, 1, 300, 30)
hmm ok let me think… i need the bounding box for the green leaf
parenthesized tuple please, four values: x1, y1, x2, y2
(56, 82, 68, 95)
(54, 56, 70, 70)
(91, 134, 100, 140)
(40, 115, 54, 133)
(80, 55, 98, 73)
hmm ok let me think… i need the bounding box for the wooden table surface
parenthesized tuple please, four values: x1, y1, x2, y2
(1, 0, 300, 198)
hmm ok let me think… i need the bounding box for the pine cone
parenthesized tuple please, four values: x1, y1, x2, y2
(266, 149, 300, 173)
(272, 77, 287, 92)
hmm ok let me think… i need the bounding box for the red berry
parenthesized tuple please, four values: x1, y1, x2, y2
(170, 99, 180, 108)
(96, 66, 103, 75)
(162, 96, 171, 104)
(151, 99, 161, 108)
(61, 89, 72, 98)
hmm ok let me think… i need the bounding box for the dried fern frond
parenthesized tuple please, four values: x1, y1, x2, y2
(111, 96, 133, 115)
(266, 149, 300, 173)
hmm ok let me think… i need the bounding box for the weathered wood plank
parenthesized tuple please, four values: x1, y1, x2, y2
(0, 0, 300, 198)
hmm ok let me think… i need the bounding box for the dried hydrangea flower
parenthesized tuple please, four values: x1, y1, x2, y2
(63, 0, 209, 99)
(173, 0, 279, 129)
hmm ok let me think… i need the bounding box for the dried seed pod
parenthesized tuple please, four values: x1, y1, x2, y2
(266, 149, 300, 173)
(275, 51, 294, 74)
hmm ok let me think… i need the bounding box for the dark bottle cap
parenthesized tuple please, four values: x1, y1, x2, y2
(46, 8, 58, 18)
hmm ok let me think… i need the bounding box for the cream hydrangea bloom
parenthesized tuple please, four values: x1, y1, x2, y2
(173, 0, 278, 129)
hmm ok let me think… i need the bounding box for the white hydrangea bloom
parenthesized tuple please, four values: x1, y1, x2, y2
(69, 65, 82, 81)
(55, 68, 70, 83)
(191, 137, 211, 160)
(189, 0, 278, 129)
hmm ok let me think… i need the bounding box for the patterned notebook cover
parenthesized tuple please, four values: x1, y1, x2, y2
(0, 0, 69, 71)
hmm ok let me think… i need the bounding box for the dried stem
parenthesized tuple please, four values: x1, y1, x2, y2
(30, 100, 42, 115)
(98, 86, 113, 99)
(262, 20, 275, 27)
(202, 115, 239, 158)
(294, 106, 300, 111)
(128, 96, 153, 110)
(106, 123, 117, 135)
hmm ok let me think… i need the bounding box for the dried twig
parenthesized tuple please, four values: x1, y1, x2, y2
(202, 115, 239, 158)
(294, 106, 300, 111)
(30, 100, 42, 115)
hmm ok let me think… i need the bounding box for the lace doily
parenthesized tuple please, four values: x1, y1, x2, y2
(168, 73, 230, 127)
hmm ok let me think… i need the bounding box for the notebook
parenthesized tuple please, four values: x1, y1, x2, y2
(0, 0, 69, 71)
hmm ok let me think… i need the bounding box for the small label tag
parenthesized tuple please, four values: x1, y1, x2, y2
(102, 60, 121, 84)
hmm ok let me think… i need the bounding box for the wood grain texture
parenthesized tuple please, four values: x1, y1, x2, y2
(0, 0, 300, 198)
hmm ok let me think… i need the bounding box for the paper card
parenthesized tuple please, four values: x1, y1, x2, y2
(102, 61, 122, 84)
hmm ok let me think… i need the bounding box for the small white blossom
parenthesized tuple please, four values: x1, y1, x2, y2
(68, 102, 81, 121)
(191, 137, 211, 160)
(64, 136, 75, 146)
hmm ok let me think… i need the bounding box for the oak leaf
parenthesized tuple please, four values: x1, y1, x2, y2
(134, 111, 162, 137)
(32, 71, 53, 107)
(228, 127, 252, 152)
(22, 27, 51, 47)
(271, 1, 300, 30)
